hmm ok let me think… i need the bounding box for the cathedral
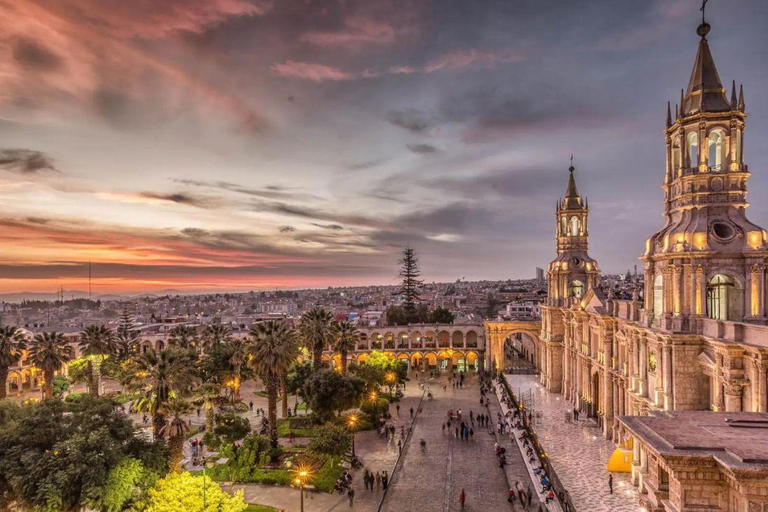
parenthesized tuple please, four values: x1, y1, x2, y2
(536, 15, 768, 512)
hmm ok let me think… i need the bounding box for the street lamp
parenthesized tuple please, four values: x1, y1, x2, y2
(202, 455, 229, 511)
(369, 391, 379, 424)
(385, 372, 396, 398)
(347, 414, 359, 458)
(294, 467, 311, 512)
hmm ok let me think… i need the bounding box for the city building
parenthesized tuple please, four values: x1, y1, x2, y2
(531, 17, 768, 512)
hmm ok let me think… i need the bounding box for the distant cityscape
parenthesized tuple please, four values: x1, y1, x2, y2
(0, 269, 643, 334)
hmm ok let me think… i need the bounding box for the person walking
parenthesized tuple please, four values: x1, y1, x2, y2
(375, 471, 381, 491)
(410, 407, 414, 419)
(459, 489, 466, 509)
(348, 487, 355, 507)
(609, 474, 614, 494)
(382, 471, 389, 490)
(396, 404, 400, 416)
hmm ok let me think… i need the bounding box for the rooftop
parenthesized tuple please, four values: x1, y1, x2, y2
(619, 411, 768, 472)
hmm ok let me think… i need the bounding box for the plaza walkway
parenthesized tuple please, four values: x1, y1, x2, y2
(382, 375, 534, 512)
(504, 374, 639, 512)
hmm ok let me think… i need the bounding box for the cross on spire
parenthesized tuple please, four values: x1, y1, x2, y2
(701, 0, 709, 25)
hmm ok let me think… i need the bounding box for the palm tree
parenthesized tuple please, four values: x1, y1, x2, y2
(330, 321, 359, 375)
(196, 383, 221, 434)
(0, 326, 26, 399)
(28, 331, 71, 399)
(158, 397, 192, 472)
(78, 324, 115, 396)
(225, 337, 249, 403)
(202, 324, 231, 352)
(249, 320, 298, 448)
(300, 308, 332, 370)
(132, 347, 195, 437)
(168, 325, 197, 350)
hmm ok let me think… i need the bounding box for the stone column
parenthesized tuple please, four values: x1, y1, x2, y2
(714, 353, 725, 411)
(603, 371, 614, 439)
(644, 267, 653, 311)
(673, 265, 683, 316)
(696, 266, 706, 316)
(758, 362, 767, 413)
(663, 344, 673, 410)
(724, 381, 744, 412)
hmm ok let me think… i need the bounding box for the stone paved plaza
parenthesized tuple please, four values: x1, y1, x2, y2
(382, 375, 532, 512)
(504, 374, 640, 512)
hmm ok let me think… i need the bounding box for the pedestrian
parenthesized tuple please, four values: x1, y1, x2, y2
(455, 427, 459, 438)
(382, 471, 389, 490)
(249, 401, 253, 411)
(196, 407, 201, 418)
(410, 407, 414, 418)
(348, 486, 355, 507)
(459, 489, 466, 509)
(527, 487, 532, 507)
(398, 439, 402, 452)
(609, 474, 613, 494)
(507, 488, 516, 503)
(375, 471, 381, 490)
(396, 404, 400, 415)
(469, 428, 474, 439)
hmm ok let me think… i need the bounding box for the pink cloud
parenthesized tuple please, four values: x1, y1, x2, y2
(0, 0, 269, 133)
(423, 49, 525, 73)
(271, 60, 356, 82)
(301, 16, 396, 46)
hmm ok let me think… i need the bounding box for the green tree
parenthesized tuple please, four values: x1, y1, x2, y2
(303, 370, 365, 423)
(78, 324, 116, 396)
(397, 246, 423, 314)
(28, 331, 71, 399)
(248, 320, 298, 448)
(168, 325, 197, 350)
(145, 472, 246, 512)
(115, 309, 140, 361)
(226, 337, 249, 403)
(430, 307, 455, 324)
(131, 347, 196, 437)
(300, 308, 332, 369)
(158, 398, 192, 472)
(0, 396, 166, 511)
(202, 324, 232, 352)
(308, 425, 352, 459)
(212, 412, 251, 446)
(286, 361, 313, 408)
(330, 321, 359, 374)
(0, 325, 25, 399)
(83, 457, 157, 512)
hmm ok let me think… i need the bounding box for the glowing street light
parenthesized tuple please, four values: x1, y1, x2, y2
(348, 414, 359, 458)
(294, 467, 312, 512)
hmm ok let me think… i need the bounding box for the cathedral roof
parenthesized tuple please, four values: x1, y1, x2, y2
(682, 24, 731, 115)
(561, 164, 583, 210)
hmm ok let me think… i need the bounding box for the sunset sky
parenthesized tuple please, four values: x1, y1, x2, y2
(1, 0, 768, 295)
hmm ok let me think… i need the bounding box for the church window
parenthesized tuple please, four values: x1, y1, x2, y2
(653, 275, 664, 318)
(708, 129, 726, 171)
(569, 216, 580, 236)
(672, 138, 681, 174)
(706, 274, 741, 321)
(687, 132, 699, 169)
(561, 217, 567, 236)
(569, 280, 585, 299)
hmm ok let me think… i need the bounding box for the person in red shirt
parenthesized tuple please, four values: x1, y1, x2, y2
(459, 489, 466, 509)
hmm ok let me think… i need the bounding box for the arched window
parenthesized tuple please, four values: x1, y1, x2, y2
(569, 280, 585, 299)
(653, 275, 664, 318)
(687, 132, 699, 170)
(708, 129, 726, 170)
(560, 217, 567, 236)
(735, 130, 742, 166)
(570, 216, 580, 236)
(672, 138, 681, 175)
(706, 274, 742, 321)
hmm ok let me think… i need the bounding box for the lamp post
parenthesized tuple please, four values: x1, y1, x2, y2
(369, 391, 379, 424)
(348, 414, 358, 458)
(385, 371, 396, 399)
(294, 469, 310, 512)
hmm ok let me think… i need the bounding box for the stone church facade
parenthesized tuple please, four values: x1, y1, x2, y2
(537, 17, 768, 512)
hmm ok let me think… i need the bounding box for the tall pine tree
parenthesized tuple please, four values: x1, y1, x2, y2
(397, 246, 423, 315)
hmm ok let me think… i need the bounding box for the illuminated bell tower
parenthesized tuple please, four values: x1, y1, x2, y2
(642, 17, 768, 331)
(547, 160, 600, 307)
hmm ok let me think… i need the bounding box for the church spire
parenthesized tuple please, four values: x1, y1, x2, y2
(682, 17, 731, 114)
(562, 156, 582, 210)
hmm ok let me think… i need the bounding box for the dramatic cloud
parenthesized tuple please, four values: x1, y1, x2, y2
(271, 61, 356, 82)
(406, 143, 439, 155)
(0, 149, 59, 174)
(301, 16, 395, 46)
(386, 108, 432, 133)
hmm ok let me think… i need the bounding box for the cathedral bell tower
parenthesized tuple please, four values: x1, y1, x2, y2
(547, 160, 600, 307)
(642, 16, 768, 331)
